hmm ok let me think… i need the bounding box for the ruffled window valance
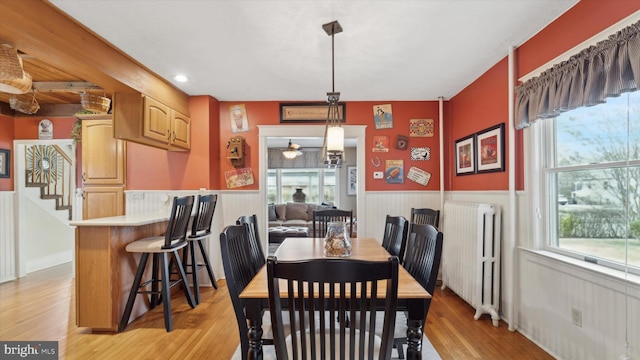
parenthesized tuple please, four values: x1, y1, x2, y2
(515, 20, 640, 129)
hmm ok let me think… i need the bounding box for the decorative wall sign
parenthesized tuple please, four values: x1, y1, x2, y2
(385, 159, 404, 184)
(38, 119, 53, 139)
(0, 149, 9, 178)
(409, 119, 434, 137)
(370, 156, 381, 167)
(407, 166, 431, 186)
(224, 167, 254, 188)
(395, 135, 409, 150)
(410, 147, 430, 161)
(372, 136, 389, 152)
(476, 123, 505, 173)
(454, 134, 476, 176)
(229, 104, 249, 133)
(280, 102, 346, 123)
(373, 104, 393, 129)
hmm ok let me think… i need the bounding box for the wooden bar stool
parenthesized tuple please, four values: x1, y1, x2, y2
(183, 194, 219, 305)
(119, 195, 196, 332)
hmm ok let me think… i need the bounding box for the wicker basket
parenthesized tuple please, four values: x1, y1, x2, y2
(80, 93, 111, 114)
(0, 46, 32, 94)
(10, 92, 40, 114)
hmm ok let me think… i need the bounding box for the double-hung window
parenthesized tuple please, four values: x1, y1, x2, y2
(267, 168, 337, 204)
(540, 90, 639, 273)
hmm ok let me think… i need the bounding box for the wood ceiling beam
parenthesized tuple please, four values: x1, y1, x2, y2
(0, 0, 190, 115)
(33, 82, 101, 92)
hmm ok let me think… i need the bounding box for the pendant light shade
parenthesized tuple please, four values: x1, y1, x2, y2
(326, 126, 344, 152)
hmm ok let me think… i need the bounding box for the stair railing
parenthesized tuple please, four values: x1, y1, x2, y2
(25, 144, 73, 219)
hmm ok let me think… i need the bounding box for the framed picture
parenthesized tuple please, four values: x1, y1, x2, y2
(476, 123, 505, 173)
(346, 165, 357, 196)
(0, 149, 9, 178)
(454, 134, 475, 176)
(280, 102, 346, 123)
(229, 104, 249, 133)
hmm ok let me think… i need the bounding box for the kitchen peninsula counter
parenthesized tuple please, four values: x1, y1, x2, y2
(71, 211, 170, 332)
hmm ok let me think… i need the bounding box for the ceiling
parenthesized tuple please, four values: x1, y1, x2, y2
(0, 0, 578, 112)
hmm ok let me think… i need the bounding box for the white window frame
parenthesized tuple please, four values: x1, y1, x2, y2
(529, 96, 640, 276)
(267, 168, 338, 205)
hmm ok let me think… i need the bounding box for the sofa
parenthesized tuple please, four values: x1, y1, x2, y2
(267, 202, 335, 230)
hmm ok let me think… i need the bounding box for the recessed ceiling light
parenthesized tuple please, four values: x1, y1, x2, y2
(173, 74, 189, 83)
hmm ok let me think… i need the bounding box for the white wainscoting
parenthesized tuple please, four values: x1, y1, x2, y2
(519, 249, 639, 360)
(125, 190, 226, 288)
(0, 191, 16, 283)
(362, 191, 442, 241)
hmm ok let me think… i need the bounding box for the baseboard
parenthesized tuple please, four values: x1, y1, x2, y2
(26, 251, 72, 274)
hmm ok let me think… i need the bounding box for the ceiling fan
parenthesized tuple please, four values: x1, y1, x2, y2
(282, 139, 303, 159)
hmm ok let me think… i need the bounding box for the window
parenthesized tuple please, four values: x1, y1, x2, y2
(540, 90, 639, 273)
(267, 168, 337, 204)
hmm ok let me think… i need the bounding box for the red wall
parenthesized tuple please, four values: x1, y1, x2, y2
(447, 0, 640, 191)
(126, 95, 218, 190)
(217, 100, 442, 191)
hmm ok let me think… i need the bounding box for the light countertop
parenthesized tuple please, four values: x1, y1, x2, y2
(69, 211, 170, 227)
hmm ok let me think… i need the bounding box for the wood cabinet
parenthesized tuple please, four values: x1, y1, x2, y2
(82, 118, 126, 185)
(82, 186, 125, 220)
(114, 93, 191, 151)
(80, 116, 126, 219)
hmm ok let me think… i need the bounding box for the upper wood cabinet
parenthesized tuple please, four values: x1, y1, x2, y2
(113, 93, 191, 151)
(81, 117, 126, 186)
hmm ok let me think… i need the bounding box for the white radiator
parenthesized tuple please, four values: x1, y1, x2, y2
(441, 200, 501, 326)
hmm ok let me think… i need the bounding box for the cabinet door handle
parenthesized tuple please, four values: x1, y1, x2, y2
(167, 129, 171, 141)
(82, 172, 86, 182)
(81, 191, 85, 199)
(172, 131, 177, 143)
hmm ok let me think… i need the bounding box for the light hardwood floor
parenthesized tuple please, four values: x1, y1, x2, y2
(0, 263, 553, 359)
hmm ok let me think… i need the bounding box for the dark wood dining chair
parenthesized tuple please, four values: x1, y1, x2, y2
(267, 256, 399, 360)
(220, 224, 271, 360)
(312, 209, 353, 238)
(381, 215, 409, 264)
(409, 207, 440, 233)
(393, 223, 443, 358)
(119, 195, 196, 332)
(236, 214, 266, 273)
(182, 194, 218, 305)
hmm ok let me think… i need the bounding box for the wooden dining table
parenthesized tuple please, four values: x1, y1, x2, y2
(239, 237, 431, 360)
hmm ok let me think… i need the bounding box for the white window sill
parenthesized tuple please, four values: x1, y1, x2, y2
(519, 247, 640, 291)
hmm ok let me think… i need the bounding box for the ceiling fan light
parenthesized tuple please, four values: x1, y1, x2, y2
(282, 150, 300, 159)
(282, 139, 303, 159)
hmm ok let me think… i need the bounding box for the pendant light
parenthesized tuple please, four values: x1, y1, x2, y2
(282, 139, 302, 159)
(321, 20, 345, 168)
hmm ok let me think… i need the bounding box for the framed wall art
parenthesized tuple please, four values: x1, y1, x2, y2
(280, 102, 346, 123)
(454, 134, 475, 176)
(476, 123, 505, 173)
(0, 149, 10, 178)
(346, 165, 357, 196)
